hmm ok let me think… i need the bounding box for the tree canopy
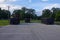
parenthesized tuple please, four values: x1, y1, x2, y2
(41, 7, 60, 21)
(12, 7, 37, 20)
(0, 8, 10, 19)
(42, 9, 52, 18)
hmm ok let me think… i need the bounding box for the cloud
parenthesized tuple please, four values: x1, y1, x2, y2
(36, 10, 42, 16)
(0, 4, 22, 10)
(0, 3, 22, 14)
(0, 0, 5, 3)
(8, 0, 17, 2)
(0, 0, 17, 3)
(43, 3, 60, 10)
(35, 3, 60, 16)
(41, 0, 49, 1)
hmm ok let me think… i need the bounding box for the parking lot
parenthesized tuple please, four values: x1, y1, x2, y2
(0, 23, 60, 40)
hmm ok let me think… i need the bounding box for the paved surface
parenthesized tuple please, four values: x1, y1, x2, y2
(0, 23, 60, 40)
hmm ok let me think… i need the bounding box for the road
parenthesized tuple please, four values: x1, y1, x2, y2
(0, 23, 60, 40)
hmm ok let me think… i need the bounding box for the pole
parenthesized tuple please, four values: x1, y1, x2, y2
(8, 6, 10, 19)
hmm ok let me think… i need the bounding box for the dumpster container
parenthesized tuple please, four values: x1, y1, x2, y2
(10, 18, 20, 25)
(41, 18, 54, 24)
(25, 18, 30, 23)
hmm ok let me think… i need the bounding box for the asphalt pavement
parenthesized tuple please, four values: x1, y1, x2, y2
(0, 23, 60, 40)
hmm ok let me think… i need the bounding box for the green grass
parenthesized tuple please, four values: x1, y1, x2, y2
(55, 21, 60, 25)
(0, 20, 10, 26)
(20, 20, 41, 23)
(31, 20, 41, 23)
(0, 19, 60, 26)
(20, 20, 25, 23)
(0, 20, 41, 26)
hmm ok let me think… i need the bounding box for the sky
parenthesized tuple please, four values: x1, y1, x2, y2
(0, 0, 60, 16)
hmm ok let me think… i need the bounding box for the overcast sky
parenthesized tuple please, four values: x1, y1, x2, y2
(0, 0, 60, 15)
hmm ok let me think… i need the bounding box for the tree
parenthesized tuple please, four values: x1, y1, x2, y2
(21, 7, 27, 19)
(12, 7, 27, 20)
(51, 7, 59, 18)
(21, 7, 37, 19)
(0, 8, 10, 19)
(2, 10, 10, 19)
(25, 8, 37, 19)
(37, 16, 42, 20)
(56, 10, 60, 21)
(52, 7, 60, 21)
(28, 9, 36, 19)
(0, 8, 2, 19)
(42, 9, 52, 18)
(12, 10, 22, 19)
(21, 7, 27, 13)
(12, 7, 37, 20)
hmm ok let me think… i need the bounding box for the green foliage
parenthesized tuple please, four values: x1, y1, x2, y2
(42, 8, 60, 21)
(12, 7, 37, 20)
(0, 20, 9, 26)
(42, 9, 52, 18)
(52, 7, 60, 21)
(0, 8, 11, 19)
(55, 10, 60, 21)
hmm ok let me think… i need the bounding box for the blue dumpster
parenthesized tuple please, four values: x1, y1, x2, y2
(41, 18, 54, 24)
(10, 18, 20, 25)
(25, 18, 30, 23)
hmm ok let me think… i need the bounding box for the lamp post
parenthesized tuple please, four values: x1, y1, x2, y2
(8, 6, 10, 19)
